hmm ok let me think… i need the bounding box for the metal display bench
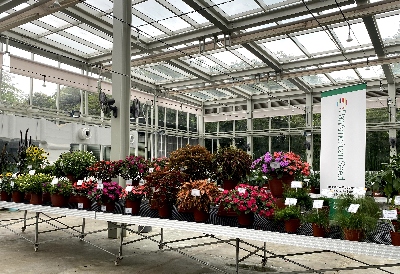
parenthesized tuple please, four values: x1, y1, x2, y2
(0, 201, 399, 274)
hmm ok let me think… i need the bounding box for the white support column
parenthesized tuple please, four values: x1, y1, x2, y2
(154, 96, 158, 158)
(268, 100, 272, 152)
(187, 112, 190, 145)
(388, 83, 397, 157)
(305, 93, 314, 166)
(246, 98, 253, 156)
(198, 102, 205, 147)
(111, 0, 132, 187)
(29, 52, 34, 107)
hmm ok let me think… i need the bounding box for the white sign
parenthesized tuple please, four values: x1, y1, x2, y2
(51, 178, 59, 185)
(237, 188, 246, 194)
(191, 189, 201, 196)
(12, 173, 17, 178)
(285, 198, 297, 206)
(97, 179, 102, 185)
(313, 200, 324, 209)
(270, 162, 280, 169)
(139, 179, 144, 186)
(382, 210, 398, 220)
(347, 204, 360, 213)
(395, 196, 400, 206)
(101, 205, 107, 212)
(28, 170, 36, 175)
(27, 165, 32, 169)
(320, 189, 334, 198)
(126, 179, 132, 186)
(10, 181, 14, 187)
(126, 186, 133, 192)
(352, 187, 366, 197)
(125, 208, 132, 214)
(78, 203, 83, 209)
(320, 84, 366, 195)
(291, 181, 302, 188)
(77, 180, 83, 186)
(149, 168, 154, 173)
(97, 183, 104, 190)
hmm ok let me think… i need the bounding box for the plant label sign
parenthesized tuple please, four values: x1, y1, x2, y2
(270, 162, 280, 169)
(78, 203, 83, 209)
(321, 189, 334, 198)
(126, 186, 133, 192)
(29, 170, 36, 175)
(101, 205, 106, 212)
(395, 196, 400, 206)
(126, 179, 132, 186)
(382, 210, 397, 220)
(139, 179, 144, 186)
(77, 180, 83, 186)
(125, 208, 132, 214)
(97, 183, 104, 190)
(291, 181, 302, 188)
(352, 187, 366, 197)
(285, 198, 297, 206)
(149, 168, 154, 173)
(10, 181, 14, 187)
(238, 188, 246, 194)
(313, 200, 324, 209)
(12, 173, 17, 178)
(347, 204, 360, 213)
(191, 189, 201, 196)
(27, 165, 32, 170)
(97, 179, 102, 185)
(51, 178, 59, 185)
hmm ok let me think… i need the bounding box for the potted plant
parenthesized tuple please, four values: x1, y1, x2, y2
(150, 157, 169, 172)
(71, 179, 96, 209)
(0, 172, 14, 201)
(304, 208, 330, 237)
(333, 194, 380, 241)
(169, 144, 213, 181)
(212, 146, 252, 190)
(216, 184, 276, 227)
(88, 181, 123, 213)
(87, 160, 119, 182)
(251, 151, 310, 197)
(144, 170, 187, 218)
(120, 185, 146, 215)
(301, 170, 320, 194)
(274, 205, 302, 233)
(16, 173, 53, 205)
(48, 178, 73, 207)
(176, 179, 220, 222)
(118, 156, 149, 185)
(53, 151, 97, 182)
(25, 145, 49, 171)
(283, 186, 313, 211)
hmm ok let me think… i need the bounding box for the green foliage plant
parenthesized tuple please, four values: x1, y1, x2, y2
(369, 154, 400, 201)
(274, 206, 302, 221)
(304, 208, 330, 229)
(15, 173, 53, 194)
(54, 151, 97, 179)
(333, 194, 380, 234)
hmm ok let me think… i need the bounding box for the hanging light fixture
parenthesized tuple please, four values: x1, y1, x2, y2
(42, 75, 46, 87)
(346, 26, 353, 42)
(365, 57, 370, 70)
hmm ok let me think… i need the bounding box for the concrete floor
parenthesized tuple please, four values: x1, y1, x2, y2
(0, 209, 399, 274)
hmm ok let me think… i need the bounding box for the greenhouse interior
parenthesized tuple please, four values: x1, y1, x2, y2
(0, 0, 400, 273)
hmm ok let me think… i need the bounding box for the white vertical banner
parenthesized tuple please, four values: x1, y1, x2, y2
(320, 84, 366, 195)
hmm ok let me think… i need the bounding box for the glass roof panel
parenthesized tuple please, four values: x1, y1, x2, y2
(234, 47, 265, 65)
(151, 65, 189, 79)
(14, 3, 29, 11)
(85, 0, 113, 12)
(327, 69, 360, 82)
(261, 81, 285, 91)
(134, 0, 175, 21)
(357, 66, 384, 79)
(38, 15, 69, 28)
(262, 38, 306, 61)
(262, 0, 289, 5)
(302, 74, 331, 85)
(45, 33, 97, 54)
(167, 0, 208, 24)
(19, 22, 48, 35)
(186, 92, 211, 100)
(376, 14, 400, 43)
(211, 0, 260, 16)
(296, 31, 338, 55)
(391, 63, 400, 75)
(64, 26, 112, 49)
(280, 80, 298, 89)
(133, 68, 167, 82)
(204, 89, 230, 98)
(182, 56, 219, 73)
(159, 17, 191, 31)
(209, 51, 250, 70)
(333, 23, 372, 47)
(137, 24, 165, 37)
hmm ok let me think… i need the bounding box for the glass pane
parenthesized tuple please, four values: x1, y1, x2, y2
(376, 14, 400, 43)
(32, 78, 56, 97)
(366, 131, 389, 170)
(290, 135, 306, 159)
(271, 116, 288, 129)
(272, 135, 289, 152)
(38, 15, 69, 28)
(219, 121, 233, 133)
(159, 17, 191, 31)
(212, 0, 260, 16)
(1, 72, 27, 104)
(189, 113, 197, 132)
(302, 74, 332, 85)
(254, 136, 269, 158)
(254, 117, 269, 130)
(205, 122, 217, 133)
(296, 31, 338, 55)
(210, 50, 250, 70)
(135, 0, 174, 21)
(235, 119, 247, 131)
(357, 66, 384, 80)
(367, 108, 388, 123)
(59, 86, 81, 112)
(327, 69, 359, 82)
(19, 22, 48, 35)
(263, 38, 306, 61)
(45, 33, 97, 54)
(9, 45, 31, 59)
(167, 0, 208, 24)
(64, 26, 112, 49)
(178, 110, 186, 130)
(158, 106, 165, 127)
(166, 108, 176, 129)
(333, 23, 372, 48)
(85, 0, 113, 11)
(234, 47, 265, 66)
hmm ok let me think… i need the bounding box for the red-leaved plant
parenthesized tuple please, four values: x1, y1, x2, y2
(216, 184, 276, 217)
